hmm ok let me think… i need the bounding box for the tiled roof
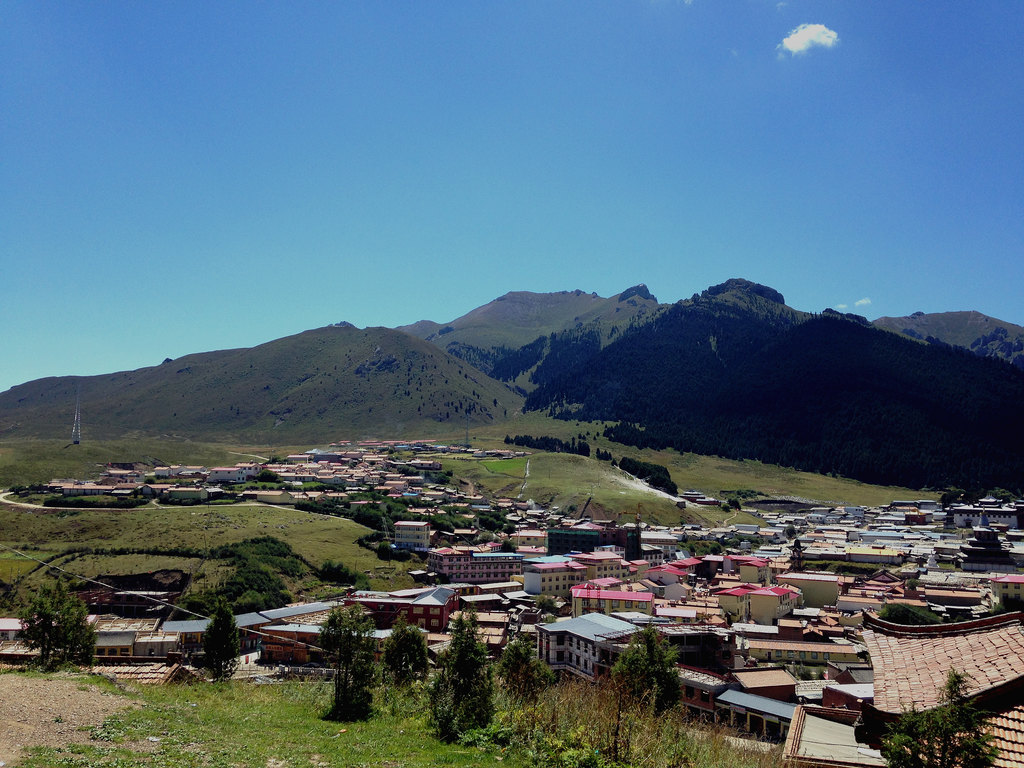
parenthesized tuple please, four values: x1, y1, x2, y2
(733, 667, 798, 689)
(863, 622, 1024, 713)
(747, 639, 860, 654)
(989, 704, 1024, 768)
(90, 663, 190, 684)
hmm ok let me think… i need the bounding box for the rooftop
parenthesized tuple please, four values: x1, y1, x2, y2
(732, 667, 798, 689)
(863, 616, 1024, 713)
(539, 613, 637, 643)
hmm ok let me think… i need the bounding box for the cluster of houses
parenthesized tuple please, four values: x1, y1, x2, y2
(3, 509, 1023, 754)
(44, 440, 526, 508)
(14, 443, 1024, 763)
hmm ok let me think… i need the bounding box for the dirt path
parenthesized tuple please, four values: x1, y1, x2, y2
(227, 451, 269, 462)
(517, 459, 530, 499)
(0, 673, 138, 766)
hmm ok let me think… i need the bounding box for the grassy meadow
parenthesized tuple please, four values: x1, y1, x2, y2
(0, 438, 304, 488)
(0, 500, 416, 608)
(467, 411, 924, 508)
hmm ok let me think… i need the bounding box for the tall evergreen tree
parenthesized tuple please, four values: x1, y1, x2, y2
(429, 610, 493, 741)
(496, 635, 554, 704)
(611, 625, 680, 714)
(381, 614, 428, 686)
(19, 578, 96, 671)
(202, 597, 239, 681)
(882, 669, 997, 768)
(319, 605, 376, 721)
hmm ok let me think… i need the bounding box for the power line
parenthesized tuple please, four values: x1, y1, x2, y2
(0, 543, 337, 654)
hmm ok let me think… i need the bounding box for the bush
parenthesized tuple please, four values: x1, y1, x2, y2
(879, 602, 943, 625)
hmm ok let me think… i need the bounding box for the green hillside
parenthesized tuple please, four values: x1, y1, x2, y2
(399, 286, 664, 380)
(0, 325, 524, 442)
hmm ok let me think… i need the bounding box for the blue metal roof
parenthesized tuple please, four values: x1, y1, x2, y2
(162, 619, 210, 634)
(260, 602, 333, 621)
(539, 613, 636, 642)
(716, 689, 797, 721)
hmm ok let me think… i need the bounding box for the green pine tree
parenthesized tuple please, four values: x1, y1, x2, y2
(429, 610, 493, 742)
(202, 597, 240, 681)
(611, 625, 680, 714)
(19, 578, 96, 671)
(882, 669, 998, 768)
(496, 634, 554, 704)
(381, 614, 428, 686)
(319, 605, 376, 721)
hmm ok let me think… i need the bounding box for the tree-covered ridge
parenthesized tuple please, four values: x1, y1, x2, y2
(617, 456, 677, 496)
(525, 283, 1024, 491)
(504, 433, 591, 457)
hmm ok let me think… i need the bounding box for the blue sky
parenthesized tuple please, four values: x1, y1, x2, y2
(3, 1, 1023, 393)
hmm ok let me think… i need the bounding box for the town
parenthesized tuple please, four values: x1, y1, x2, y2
(2, 441, 1023, 768)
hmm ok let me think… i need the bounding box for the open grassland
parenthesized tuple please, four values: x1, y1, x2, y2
(467, 412, 924, 508)
(0, 501, 414, 606)
(444, 452, 711, 526)
(0, 438, 310, 487)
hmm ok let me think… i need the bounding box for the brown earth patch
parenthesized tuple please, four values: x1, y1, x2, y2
(0, 672, 137, 766)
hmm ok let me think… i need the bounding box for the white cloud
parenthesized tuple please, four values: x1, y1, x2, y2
(835, 303, 848, 310)
(854, 297, 872, 307)
(778, 23, 839, 55)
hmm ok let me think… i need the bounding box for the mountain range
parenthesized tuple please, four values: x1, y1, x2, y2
(2, 279, 1023, 491)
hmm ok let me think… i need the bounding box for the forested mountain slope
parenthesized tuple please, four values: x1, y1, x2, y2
(524, 281, 1024, 490)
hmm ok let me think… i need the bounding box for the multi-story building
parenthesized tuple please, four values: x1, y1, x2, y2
(777, 572, 840, 609)
(522, 556, 588, 597)
(511, 529, 548, 549)
(725, 555, 772, 585)
(748, 585, 801, 625)
(715, 583, 761, 621)
(427, 547, 524, 584)
(345, 586, 459, 631)
(547, 522, 641, 560)
(568, 551, 630, 582)
(393, 520, 431, 551)
(570, 585, 654, 617)
(536, 613, 636, 680)
(990, 573, 1024, 607)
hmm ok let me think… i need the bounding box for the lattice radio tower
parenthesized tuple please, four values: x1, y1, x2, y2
(71, 390, 82, 445)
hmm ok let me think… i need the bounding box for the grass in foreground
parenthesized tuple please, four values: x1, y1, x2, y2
(17, 673, 780, 768)
(20, 677, 518, 768)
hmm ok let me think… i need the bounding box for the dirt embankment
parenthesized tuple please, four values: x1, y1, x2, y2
(0, 673, 137, 766)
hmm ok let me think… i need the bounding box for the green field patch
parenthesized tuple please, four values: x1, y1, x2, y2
(479, 457, 528, 476)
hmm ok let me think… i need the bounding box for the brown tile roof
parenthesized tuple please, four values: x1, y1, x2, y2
(863, 622, 1024, 713)
(90, 663, 191, 684)
(732, 667, 797, 689)
(989, 704, 1024, 768)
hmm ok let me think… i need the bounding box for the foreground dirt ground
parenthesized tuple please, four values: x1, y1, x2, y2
(0, 673, 135, 766)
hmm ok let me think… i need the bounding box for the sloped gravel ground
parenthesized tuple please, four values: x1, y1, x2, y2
(0, 672, 136, 766)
